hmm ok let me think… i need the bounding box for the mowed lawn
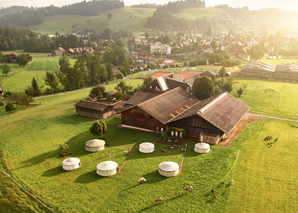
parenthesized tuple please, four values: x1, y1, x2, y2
(232, 78, 298, 120)
(228, 119, 298, 212)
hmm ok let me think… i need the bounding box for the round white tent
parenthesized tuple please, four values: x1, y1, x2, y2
(139, 142, 155, 153)
(62, 158, 81, 171)
(194, 142, 210, 154)
(85, 139, 105, 152)
(158, 161, 179, 177)
(96, 161, 118, 176)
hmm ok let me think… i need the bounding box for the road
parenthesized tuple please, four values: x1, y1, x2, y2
(247, 112, 298, 123)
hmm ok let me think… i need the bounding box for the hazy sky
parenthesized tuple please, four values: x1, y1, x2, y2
(1, 0, 298, 11)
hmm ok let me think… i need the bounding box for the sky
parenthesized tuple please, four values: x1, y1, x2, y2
(1, 0, 298, 11)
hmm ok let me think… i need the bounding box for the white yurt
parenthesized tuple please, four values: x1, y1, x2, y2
(85, 139, 105, 152)
(96, 161, 118, 176)
(194, 142, 210, 154)
(158, 161, 179, 177)
(139, 142, 155, 153)
(62, 158, 81, 171)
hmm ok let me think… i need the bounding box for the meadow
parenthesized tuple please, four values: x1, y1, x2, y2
(173, 8, 225, 20)
(0, 74, 297, 212)
(30, 7, 155, 35)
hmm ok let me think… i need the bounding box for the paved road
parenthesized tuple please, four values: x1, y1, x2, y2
(247, 112, 298, 123)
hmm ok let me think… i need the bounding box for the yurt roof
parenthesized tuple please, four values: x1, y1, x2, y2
(195, 142, 210, 149)
(86, 139, 105, 147)
(63, 158, 80, 165)
(97, 161, 118, 171)
(159, 161, 179, 172)
(139, 142, 155, 149)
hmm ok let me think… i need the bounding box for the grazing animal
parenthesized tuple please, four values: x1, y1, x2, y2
(274, 137, 279, 142)
(221, 182, 225, 185)
(155, 197, 165, 203)
(123, 150, 128, 154)
(211, 189, 215, 194)
(138, 177, 146, 184)
(183, 185, 193, 191)
(213, 195, 217, 200)
(231, 180, 235, 184)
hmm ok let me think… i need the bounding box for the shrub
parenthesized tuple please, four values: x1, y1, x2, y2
(5, 102, 16, 113)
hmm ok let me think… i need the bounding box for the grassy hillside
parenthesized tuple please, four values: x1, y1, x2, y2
(173, 8, 225, 20)
(30, 7, 155, 35)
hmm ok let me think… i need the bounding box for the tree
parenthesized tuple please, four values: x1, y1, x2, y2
(90, 121, 104, 137)
(2, 64, 10, 75)
(44, 72, 60, 93)
(106, 63, 114, 81)
(107, 11, 112, 19)
(237, 87, 244, 97)
(31, 77, 41, 96)
(115, 81, 133, 96)
(99, 120, 107, 134)
(193, 76, 215, 99)
(210, 40, 218, 51)
(223, 83, 233, 93)
(18, 54, 32, 67)
(9, 93, 34, 105)
(115, 72, 123, 80)
(5, 102, 16, 113)
(219, 66, 226, 77)
(90, 85, 106, 99)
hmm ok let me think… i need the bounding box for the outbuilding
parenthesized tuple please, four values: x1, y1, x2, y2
(62, 158, 81, 171)
(139, 142, 155, 153)
(158, 161, 179, 177)
(85, 139, 105, 152)
(96, 161, 118, 176)
(194, 142, 210, 154)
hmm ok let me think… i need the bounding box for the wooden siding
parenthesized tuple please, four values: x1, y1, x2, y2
(121, 107, 165, 131)
(169, 115, 223, 138)
(76, 106, 114, 119)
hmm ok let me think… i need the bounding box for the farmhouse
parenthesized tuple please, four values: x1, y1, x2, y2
(121, 87, 250, 144)
(74, 100, 116, 119)
(241, 61, 298, 82)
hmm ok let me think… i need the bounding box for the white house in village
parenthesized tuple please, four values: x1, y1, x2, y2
(150, 42, 172, 55)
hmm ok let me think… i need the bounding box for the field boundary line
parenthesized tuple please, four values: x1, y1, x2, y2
(220, 149, 240, 183)
(0, 168, 55, 213)
(119, 145, 138, 172)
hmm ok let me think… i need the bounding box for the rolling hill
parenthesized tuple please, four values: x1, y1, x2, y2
(173, 8, 225, 20)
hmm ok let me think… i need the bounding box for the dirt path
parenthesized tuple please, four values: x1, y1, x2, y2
(218, 115, 260, 147)
(247, 112, 298, 123)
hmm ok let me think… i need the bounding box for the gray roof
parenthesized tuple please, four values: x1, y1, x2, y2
(74, 101, 108, 111)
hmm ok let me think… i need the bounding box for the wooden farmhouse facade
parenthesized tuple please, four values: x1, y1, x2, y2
(121, 85, 250, 145)
(74, 100, 115, 119)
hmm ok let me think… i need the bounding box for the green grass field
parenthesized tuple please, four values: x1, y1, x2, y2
(232, 78, 298, 120)
(30, 7, 155, 35)
(0, 76, 297, 212)
(173, 8, 225, 20)
(227, 119, 298, 212)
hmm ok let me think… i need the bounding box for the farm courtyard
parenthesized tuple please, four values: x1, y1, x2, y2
(0, 79, 297, 212)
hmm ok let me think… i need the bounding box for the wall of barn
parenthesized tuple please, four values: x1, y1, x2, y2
(76, 107, 103, 119)
(169, 115, 223, 138)
(121, 107, 165, 131)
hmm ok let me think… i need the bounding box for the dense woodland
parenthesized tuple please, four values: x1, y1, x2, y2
(0, 0, 124, 27)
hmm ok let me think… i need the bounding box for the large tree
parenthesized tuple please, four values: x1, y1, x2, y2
(2, 64, 10, 75)
(193, 76, 215, 99)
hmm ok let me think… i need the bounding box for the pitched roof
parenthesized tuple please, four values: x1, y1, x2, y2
(138, 87, 199, 124)
(172, 93, 250, 134)
(74, 100, 108, 111)
(125, 91, 159, 106)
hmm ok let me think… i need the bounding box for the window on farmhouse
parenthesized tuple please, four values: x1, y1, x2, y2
(134, 113, 145, 120)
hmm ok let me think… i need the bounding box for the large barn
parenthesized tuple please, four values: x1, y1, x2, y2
(121, 86, 250, 145)
(241, 61, 298, 81)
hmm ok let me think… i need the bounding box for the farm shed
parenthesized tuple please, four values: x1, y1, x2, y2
(194, 143, 210, 154)
(85, 139, 105, 152)
(62, 158, 81, 171)
(96, 161, 118, 176)
(139, 142, 155, 153)
(158, 161, 180, 177)
(74, 100, 114, 119)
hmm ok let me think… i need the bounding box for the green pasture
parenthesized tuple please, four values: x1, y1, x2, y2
(173, 8, 225, 20)
(228, 119, 298, 212)
(30, 7, 155, 35)
(261, 57, 298, 64)
(232, 78, 298, 120)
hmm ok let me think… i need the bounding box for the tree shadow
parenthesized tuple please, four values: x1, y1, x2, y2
(139, 203, 163, 212)
(50, 113, 95, 125)
(41, 166, 65, 177)
(20, 150, 60, 169)
(75, 170, 104, 183)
